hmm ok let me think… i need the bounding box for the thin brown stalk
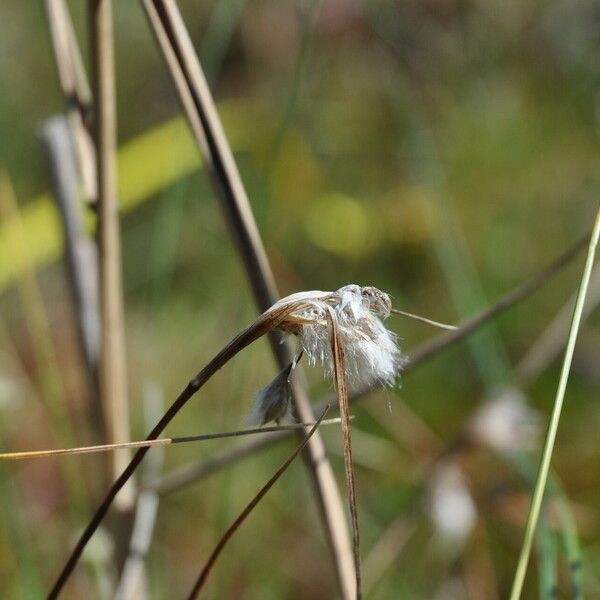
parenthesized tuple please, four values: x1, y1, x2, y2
(0, 439, 170, 461)
(408, 232, 589, 368)
(140, 0, 279, 308)
(48, 300, 305, 598)
(326, 306, 361, 598)
(390, 308, 457, 330)
(514, 264, 600, 387)
(154, 231, 589, 495)
(140, 1, 356, 596)
(156, 431, 287, 495)
(186, 404, 331, 600)
(0, 419, 344, 461)
(91, 0, 133, 506)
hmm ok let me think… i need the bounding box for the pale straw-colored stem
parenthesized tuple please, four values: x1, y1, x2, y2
(0, 419, 344, 461)
(509, 208, 600, 600)
(43, 0, 96, 203)
(91, 0, 134, 507)
(115, 385, 164, 600)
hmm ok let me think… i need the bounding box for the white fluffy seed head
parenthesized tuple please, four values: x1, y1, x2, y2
(270, 285, 405, 388)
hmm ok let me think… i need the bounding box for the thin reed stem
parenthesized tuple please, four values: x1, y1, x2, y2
(140, 1, 356, 596)
(186, 404, 331, 599)
(509, 208, 600, 600)
(114, 386, 162, 600)
(0, 419, 344, 461)
(91, 0, 133, 505)
(390, 308, 457, 330)
(44, 0, 96, 203)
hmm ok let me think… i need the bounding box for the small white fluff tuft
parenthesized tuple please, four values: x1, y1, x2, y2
(468, 388, 540, 453)
(270, 284, 405, 388)
(247, 363, 294, 426)
(429, 461, 476, 547)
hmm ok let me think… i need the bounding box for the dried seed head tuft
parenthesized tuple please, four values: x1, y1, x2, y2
(247, 362, 294, 426)
(267, 285, 405, 388)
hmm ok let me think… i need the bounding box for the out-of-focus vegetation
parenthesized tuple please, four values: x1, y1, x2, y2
(1, 1, 599, 598)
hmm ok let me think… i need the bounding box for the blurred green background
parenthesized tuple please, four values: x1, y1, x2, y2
(1, 1, 599, 598)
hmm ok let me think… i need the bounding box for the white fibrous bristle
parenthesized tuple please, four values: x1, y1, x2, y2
(247, 363, 294, 426)
(269, 285, 405, 388)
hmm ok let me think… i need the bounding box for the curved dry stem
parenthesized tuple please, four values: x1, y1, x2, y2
(48, 301, 302, 598)
(186, 404, 331, 599)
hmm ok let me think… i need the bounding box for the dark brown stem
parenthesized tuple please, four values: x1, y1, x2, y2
(407, 233, 589, 369)
(186, 404, 331, 599)
(47, 303, 298, 598)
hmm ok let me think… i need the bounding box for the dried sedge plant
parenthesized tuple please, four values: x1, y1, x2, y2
(248, 285, 406, 425)
(50, 284, 405, 598)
